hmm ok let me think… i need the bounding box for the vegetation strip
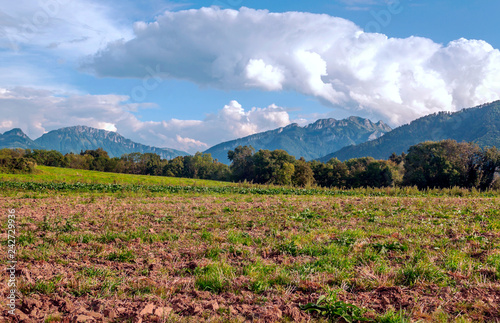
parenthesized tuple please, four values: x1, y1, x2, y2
(2, 179, 500, 197)
(4, 138, 500, 191)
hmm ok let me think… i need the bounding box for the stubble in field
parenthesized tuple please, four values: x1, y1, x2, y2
(1, 191, 500, 322)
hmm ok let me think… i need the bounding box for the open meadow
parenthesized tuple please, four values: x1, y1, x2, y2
(1, 167, 500, 322)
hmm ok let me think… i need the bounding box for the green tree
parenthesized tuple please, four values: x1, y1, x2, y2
(274, 161, 295, 186)
(81, 148, 110, 172)
(65, 152, 92, 170)
(139, 153, 162, 175)
(310, 158, 348, 188)
(269, 150, 296, 185)
(345, 157, 397, 188)
(364, 160, 396, 188)
(210, 162, 231, 181)
(25, 149, 68, 167)
(292, 157, 315, 187)
(389, 152, 406, 165)
(119, 152, 143, 174)
(345, 157, 374, 188)
(228, 146, 255, 182)
(184, 152, 214, 179)
(163, 156, 184, 177)
(477, 147, 500, 190)
(403, 140, 484, 189)
(252, 150, 273, 184)
(250, 149, 296, 185)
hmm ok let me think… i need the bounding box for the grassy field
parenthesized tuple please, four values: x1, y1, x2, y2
(0, 166, 232, 187)
(1, 167, 500, 322)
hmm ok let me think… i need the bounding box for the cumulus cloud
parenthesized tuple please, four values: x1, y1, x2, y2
(0, 87, 292, 153)
(85, 7, 500, 125)
(131, 100, 291, 151)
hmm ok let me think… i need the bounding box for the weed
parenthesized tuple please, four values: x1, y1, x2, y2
(277, 240, 300, 256)
(156, 215, 174, 223)
(44, 314, 62, 322)
(205, 246, 226, 260)
(79, 267, 111, 278)
(377, 309, 411, 323)
(289, 208, 322, 221)
(40, 215, 51, 231)
(200, 230, 213, 241)
(195, 263, 235, 294)
(106, 250, 135, 262)
(487, 254, 500, 279)
(23, 275, 63, 295)
(371, 241, 408, 254)
(300, 294, 372, 322)
(18, 231, 36, 245)
(396, 262, 445, 286)
(58, 219, 76, 233)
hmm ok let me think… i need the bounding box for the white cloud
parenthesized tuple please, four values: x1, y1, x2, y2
(0, 0, 132, 56)
(97, 122, 117, 132)
(85, 7, 500, 125)
(176, 135, 208, 149)
(0, 0, 134, 92)
(245, 59, 284, 90)
(0, 87, 292, 153)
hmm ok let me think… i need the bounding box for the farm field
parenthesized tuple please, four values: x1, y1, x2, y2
(1, 167, 500, 322)
(0, 166, 233, 188)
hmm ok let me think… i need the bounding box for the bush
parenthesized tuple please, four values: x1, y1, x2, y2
(0, 149, 36, 173)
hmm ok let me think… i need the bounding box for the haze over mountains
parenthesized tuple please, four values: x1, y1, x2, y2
(0, 126, 188, 159)
(205, 117, 391, 164)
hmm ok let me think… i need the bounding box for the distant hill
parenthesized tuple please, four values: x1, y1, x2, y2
(204, 117, 391, 164)
(0, 128, 43, 150)
(319, 101, 500, 162)
(0, 126, 188, 159)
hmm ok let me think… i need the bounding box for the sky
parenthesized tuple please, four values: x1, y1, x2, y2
(1, 0, 500, 153)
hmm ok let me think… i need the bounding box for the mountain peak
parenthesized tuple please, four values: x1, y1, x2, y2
(284, 123, 299, 129)
(3, 128, 30, 138)
(54, 125, 112, 134)
(320, 100, 500, 162)
(205, 116, 392, 163)
(374, 120, 392, 132)
(0, 128, 40, 149)
(307, 119, 336, 130)
(33, 125, 187, 159)
(347, 116, 364, 122)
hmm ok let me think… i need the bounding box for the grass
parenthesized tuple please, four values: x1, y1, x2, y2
(0, 165, 230, 187)
(194, 262, 236, 294)
(106, 249, 136, 262)
(1, 167, 500, 322)
(1, 165, 500, 198)
(21, 275, 63, 295)
(300, 293, 372, 322)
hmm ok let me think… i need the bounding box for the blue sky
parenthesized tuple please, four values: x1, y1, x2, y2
(1, 0, 500, 152)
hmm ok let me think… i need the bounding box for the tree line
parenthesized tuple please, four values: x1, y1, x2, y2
(1, 139, 500, 190)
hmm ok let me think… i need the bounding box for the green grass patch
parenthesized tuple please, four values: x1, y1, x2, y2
(195, 262, 236, 294)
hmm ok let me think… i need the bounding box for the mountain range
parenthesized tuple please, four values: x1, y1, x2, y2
(0, 126, 188, 159)
(320, 100, 500, 162)
(204, 117, 391, 163)
(2, 100, 500, 163)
